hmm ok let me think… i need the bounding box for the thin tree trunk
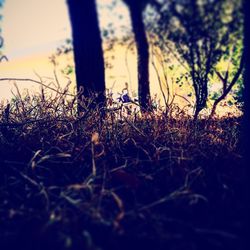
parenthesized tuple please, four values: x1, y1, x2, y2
(126, 2, 151, 110)
(210, 56, 244, 118)
(67, 0, 105, 107)
(193, 77, 208, 120)
(210, 98, 221, 118)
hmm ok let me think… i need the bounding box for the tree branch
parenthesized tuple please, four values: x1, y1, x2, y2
(0, 77, 74, 97)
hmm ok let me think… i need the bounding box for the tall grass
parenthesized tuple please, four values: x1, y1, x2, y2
(0, 83, 245, 250)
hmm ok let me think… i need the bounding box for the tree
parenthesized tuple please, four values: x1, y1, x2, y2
(209, 4, 244, 118)
(242, 1, 250, 247)
(210, 51, 244, 118)
(243, 0, 250, 140)
(243, 1, 250, 185)
(67, 0, 105, 108)
(155, 0, 241, 119)
(243, 0, 250, 131)
(123, 0, 151, 110)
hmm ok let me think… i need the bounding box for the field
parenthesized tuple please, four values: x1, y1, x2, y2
(0, 90, 246, 250)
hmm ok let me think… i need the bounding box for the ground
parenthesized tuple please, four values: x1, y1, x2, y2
(0, 95, 247, 250)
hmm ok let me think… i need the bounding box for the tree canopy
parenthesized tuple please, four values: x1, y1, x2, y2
(152, 0, 243, 118)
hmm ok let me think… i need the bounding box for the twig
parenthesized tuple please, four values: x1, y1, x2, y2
(0, 77, 74, 97)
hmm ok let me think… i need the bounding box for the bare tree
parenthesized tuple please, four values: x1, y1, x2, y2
(210, 55, 244, 118)
(154, 0, 242, 119)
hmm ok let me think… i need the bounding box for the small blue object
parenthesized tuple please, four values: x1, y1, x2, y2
(122, 94, 131, 103)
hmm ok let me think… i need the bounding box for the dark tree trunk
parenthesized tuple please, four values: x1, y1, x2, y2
(243, 0, 250, 152)
(209, 59, 244, 119)
(193, 77, 208, 120)
(67, 0, 105, 107)
(125, 1, 151, 110)
(242, 0, 250, 249)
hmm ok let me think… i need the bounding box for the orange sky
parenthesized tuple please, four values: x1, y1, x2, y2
(1, 0, 129, 59)
(0, 0, 239, 117)
(0, 0, 137, 100)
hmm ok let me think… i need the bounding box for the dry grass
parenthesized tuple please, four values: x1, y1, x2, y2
(0, 85, 246, 250)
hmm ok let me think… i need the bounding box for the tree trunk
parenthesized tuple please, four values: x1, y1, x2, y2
(210, 57, 244, 119)
(67, 0, 105, 107)
(193, 77, 208, 120)
(243, 1, 250, 137)
(242, 0, 250, 249)
(210, 98, 220, 118)
(126, 1, 151, 110)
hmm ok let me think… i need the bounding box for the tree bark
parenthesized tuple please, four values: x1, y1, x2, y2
(210, 58, 244, 118)
(242, 1, 249, 132)
(193, 77, 208, 120)
(67, 0, 105, 107)
(125, 1, 151, 110)
(242, 0, 250, 249)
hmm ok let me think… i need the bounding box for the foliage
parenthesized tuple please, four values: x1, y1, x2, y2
(153, 0, 243, 118)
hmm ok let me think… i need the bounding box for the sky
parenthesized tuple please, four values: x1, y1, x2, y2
(1, 0, 129, 59)
(1, 0, 71, 59)
(0, 0, 137, 100)
(0, 0, 73, 99)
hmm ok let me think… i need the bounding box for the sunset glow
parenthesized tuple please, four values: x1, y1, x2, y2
(0, 0, 241, 117)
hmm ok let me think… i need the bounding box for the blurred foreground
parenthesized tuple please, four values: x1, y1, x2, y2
(0, 90, 245, 250)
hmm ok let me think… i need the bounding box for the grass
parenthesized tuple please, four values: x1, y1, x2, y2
(0, 85, 246, 250)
